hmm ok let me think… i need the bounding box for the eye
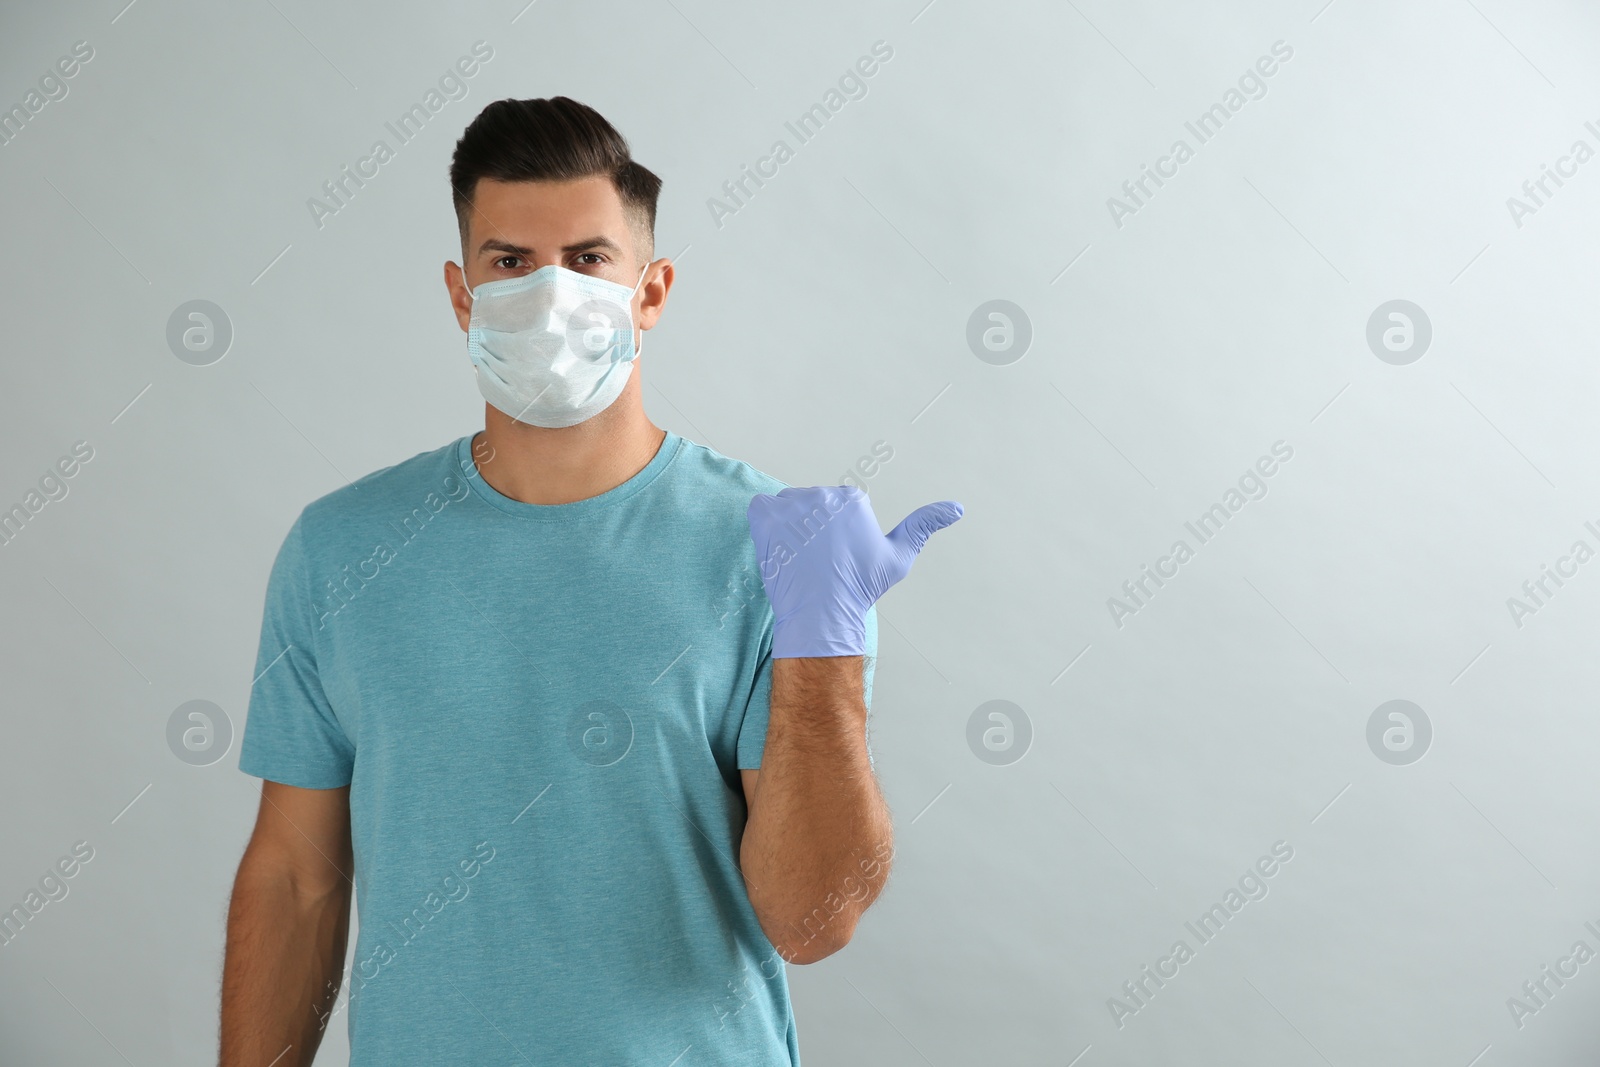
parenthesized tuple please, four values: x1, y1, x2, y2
(574, 252, 604, 267)
(493, 255, 523, 270)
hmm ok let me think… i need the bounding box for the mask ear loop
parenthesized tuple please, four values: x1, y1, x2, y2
(628, 262, 650, 359)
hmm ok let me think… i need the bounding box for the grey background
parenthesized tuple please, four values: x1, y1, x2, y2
(2, 0, 1597, 1064)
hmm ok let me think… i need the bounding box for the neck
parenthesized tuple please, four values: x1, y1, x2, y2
(471, 399, 666, 506)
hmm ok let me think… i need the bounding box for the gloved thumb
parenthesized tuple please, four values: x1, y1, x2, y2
(885, 500, 964, 562)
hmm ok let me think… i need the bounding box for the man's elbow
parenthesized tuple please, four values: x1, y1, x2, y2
(771, 916, 859, 966)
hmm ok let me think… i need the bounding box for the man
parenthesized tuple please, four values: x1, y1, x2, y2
(219, 95, 962, 1066)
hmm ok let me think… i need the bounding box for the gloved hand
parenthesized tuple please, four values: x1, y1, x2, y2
(746, 485, 964, 658)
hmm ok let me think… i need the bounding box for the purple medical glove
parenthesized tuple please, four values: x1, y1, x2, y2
(746, 485, 964, 658)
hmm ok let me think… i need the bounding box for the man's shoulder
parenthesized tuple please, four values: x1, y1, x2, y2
(670, 436, 790, 502)
(297, 435, 470, 534)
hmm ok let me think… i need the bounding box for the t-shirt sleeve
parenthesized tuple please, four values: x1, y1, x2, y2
(735, 625, 775, 771)
(736, 604, 878, 771)
(237, 511, 355, 789)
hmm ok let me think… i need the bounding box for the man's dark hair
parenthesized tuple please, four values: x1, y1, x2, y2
(449, 96, 662, 264)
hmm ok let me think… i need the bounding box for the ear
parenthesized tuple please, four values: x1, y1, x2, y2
(447, 260, 473, 333)
(635, 258, 674, 331)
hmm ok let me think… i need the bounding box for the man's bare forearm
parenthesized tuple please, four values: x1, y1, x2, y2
(219, 859, 352, 1067)
(740, 655, 894, 963)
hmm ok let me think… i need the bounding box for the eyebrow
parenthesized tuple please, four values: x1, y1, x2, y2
(476, 235, 622, 258)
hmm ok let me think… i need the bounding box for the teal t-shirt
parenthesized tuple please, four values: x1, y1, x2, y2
(238, 430, 877, 1066)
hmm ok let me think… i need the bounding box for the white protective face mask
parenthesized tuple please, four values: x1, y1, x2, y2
(464, 261, 650, 428)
